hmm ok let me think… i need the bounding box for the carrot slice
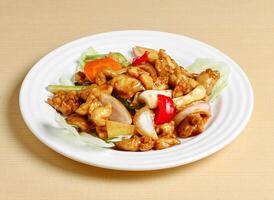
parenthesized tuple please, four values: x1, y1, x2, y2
(84, 57, 122, 82)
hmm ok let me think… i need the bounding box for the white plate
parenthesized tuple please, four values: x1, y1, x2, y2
(19, 30, 253, 171)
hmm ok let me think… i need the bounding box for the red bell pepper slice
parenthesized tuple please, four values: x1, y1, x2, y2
(154, 95, 176, 125)
(132, 51, 149, 66)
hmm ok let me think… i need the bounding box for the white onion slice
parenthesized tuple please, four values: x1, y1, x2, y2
(174, 102, 211, 127)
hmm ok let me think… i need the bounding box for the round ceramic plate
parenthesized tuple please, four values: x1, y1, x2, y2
(19, 30, 253, 171)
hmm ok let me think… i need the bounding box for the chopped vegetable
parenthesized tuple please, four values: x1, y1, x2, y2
(84, 57, 122, 82)
(100, 93, 132, 124)
(138, 90, 172, 109)
(107, 52, 131, 67)
(154, 95, 176, 125)
(77, 48, 130, 71)
(133, 107, 158, 140)
(133, 46, 159, 62)
(106, 120, 135, 139)
(47, 85, 92, 93)
(132, 51, 149, 66)
(114, 96, 144, 112)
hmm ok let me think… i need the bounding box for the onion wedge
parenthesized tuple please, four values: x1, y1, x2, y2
(100, 94, 132, 124)
(133, 107, 158, 140)
(174, 102, 211, 127)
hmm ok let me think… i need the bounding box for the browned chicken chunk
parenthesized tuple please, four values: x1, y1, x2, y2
(127, 66, 154, 89)
(139, 136, 155, 151)
(66, 113, 94, 132)
(195, 68, 220, 95)
(177, 113, 209, 138)
(47, 91, 80, 116)
(74, 71, 91, 85)
(155, 49, 178, 77)
(115, 135, 141, 151)
(110, 74, 144, 99)
(90, 103, 112, 126)
(152, 76, 169, 90)
(96, 126, 108, 140)
(156, 121, 175, 136)
(154, 135, 180, 150)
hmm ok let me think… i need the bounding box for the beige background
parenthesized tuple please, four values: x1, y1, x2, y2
(1, 0, 273, 199)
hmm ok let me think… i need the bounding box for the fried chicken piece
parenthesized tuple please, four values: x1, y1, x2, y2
(154, 135, 180, 150)
(75, 93, 101, 115)
(96, 126, 108, 140)
(156, 121, 175, 136)
(138, 64, 157, 81)
(94, 72, 106, 86)
(90, 103, 112, 126)
(195, 68, 220, 95)
(152, 76, 169, 90)
(47, 91, 80, 116)
(66, 113, 94, 132)
(169, 66, 199, 97)
(139, 136, 155, 151)
(74, 71, 91, 85)
(127, 66, 154, 89)
(177, 113, 209, 138)
(155, 49, 177, 76)
(115, 135, 141, 151)
(172, 80, 188, 98)
(110, 74, 144, 99)
(139, 73, 153, 89)
(102, 68, 128, 78)
(78, 84, 113, 100)
(90, 84, 113, 98)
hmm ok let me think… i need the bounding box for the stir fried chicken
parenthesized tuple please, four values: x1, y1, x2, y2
(156, 121, 175, 136)
(90, 103, 112, 126)
(96, 126, 108, 140)
(94, 72, 107, 85)
(66, 113, 94, 132)
(115, 135, 141, 151)
(47, 46, 224, 152)
(47, 91, 80, 116)
(110, 74, 144, 99)
(78, 84, 113, 100)
(127, 66, 154, 89)
(154, 135, 181, 150)
(169, 66, 199, 98)
(74, 71, 91, 85)
(195, 68, 220, 95)
(138, 64, 157, 81)
(177, 113, 209, 138)
(153, 76, 169, 90)
(139, 136, 155, 151)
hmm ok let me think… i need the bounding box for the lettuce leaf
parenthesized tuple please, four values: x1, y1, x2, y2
(187, 58, 230, 102)
(55, 113, 114, 148)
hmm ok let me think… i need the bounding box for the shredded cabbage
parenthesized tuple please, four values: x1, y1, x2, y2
(59, 75, 74, 86)
(187, 58, 230, 102)
(55, 113, 114, 148)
